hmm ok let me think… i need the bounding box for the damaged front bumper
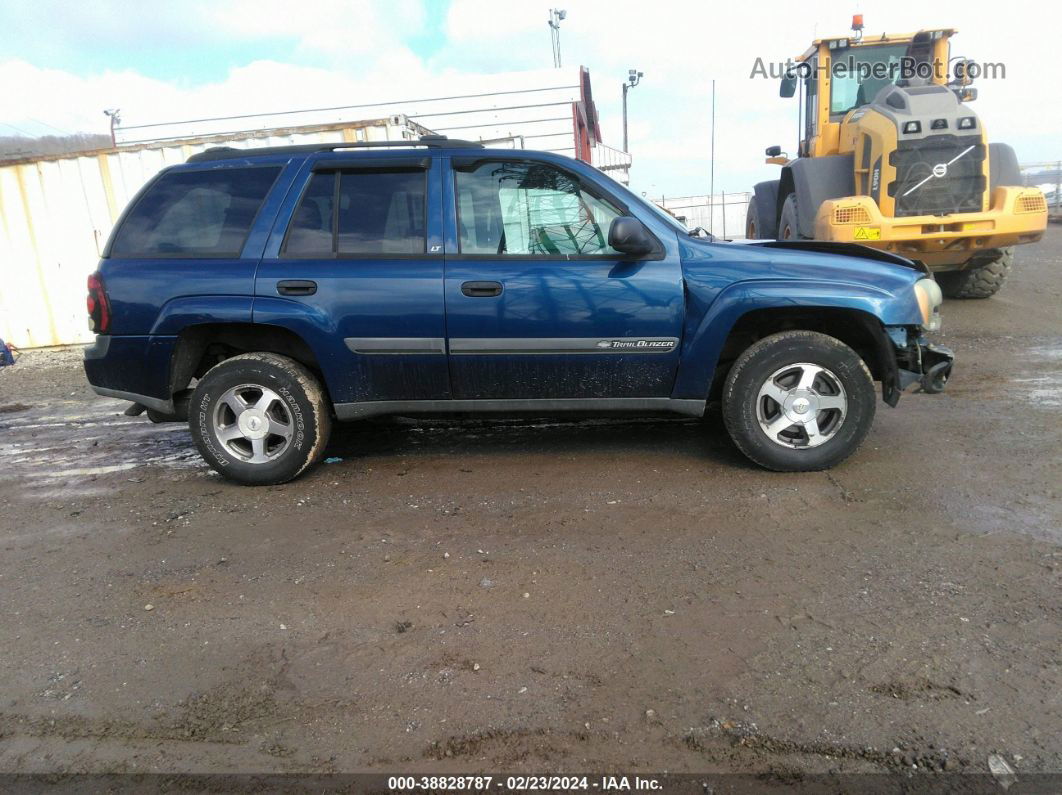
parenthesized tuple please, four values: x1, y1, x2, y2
(885, 326, 955, 400)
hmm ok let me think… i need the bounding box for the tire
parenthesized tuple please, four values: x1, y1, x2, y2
(777, 194, 802, 240)
(746, 200, 765, 240)
(722, 331, 876, 472)
(189, 352, 332, 486)
(936, 248, 1012, 299)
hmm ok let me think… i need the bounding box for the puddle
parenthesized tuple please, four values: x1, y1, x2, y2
(0, 398, 204, 494)
(1012, 344, 1062, 409)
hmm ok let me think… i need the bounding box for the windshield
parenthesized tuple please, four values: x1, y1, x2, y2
(638, 197, 690, 233)
(588, 165, 691, 235)
(829, 43, 909, 115)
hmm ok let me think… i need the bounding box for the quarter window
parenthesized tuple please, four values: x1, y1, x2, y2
(108, 166, 280, 258)
(284, 169, 427, 257)
(456, 161, 622, 256)
(284, 173, 334, 256)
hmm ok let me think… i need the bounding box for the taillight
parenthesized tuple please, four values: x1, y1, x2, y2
(87, 272, 111, 334)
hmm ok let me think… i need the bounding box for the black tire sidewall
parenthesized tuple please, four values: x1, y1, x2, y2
(723, 333, 876, 471)
(190, 355, 328, 485)
(746, 201, 761, 240)
(937, 248, 1011, 299)
(778, 195, 800, 240)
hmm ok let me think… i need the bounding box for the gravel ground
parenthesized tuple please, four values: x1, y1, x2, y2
(0, 230, 1059, 781)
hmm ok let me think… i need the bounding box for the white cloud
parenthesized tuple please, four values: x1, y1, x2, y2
(2, 0, 1060, 197)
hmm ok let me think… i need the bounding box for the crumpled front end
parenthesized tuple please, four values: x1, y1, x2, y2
(886, 326, 955, 396)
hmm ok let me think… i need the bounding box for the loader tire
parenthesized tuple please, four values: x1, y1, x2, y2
(778, 194, 802, 240)
(937, 248, 1012, 299)
(746, 200, 765, 240)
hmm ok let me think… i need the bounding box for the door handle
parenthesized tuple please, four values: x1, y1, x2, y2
(461, 280, 503, 298)
(276, 279, 317, 296)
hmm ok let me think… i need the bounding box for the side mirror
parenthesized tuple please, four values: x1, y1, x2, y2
(954, 58, 976, 84)
(765, 145, 782, 157)
(608, 217, 655, 257)
(780, 74, 797, 98)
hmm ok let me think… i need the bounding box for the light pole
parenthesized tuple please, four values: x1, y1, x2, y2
(621, 69, 643, 153)
(548, 9, 566, 68)
(103, 109, 121, 147)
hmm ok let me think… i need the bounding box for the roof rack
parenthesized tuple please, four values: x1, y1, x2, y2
(186, 135, 485, 163)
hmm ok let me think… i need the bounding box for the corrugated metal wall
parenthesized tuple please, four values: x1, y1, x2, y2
(0, 122, 412, 348)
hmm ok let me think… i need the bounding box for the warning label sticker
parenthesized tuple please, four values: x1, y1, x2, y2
(854, 227, 882, 241)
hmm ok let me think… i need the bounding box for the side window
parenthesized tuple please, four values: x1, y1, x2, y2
(456, 161, 622, 256)
(284, 168, 427, 257)
(109, 166, 280, 258)
(338, 170, 425, 255)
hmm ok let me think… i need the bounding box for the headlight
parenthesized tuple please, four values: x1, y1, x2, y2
(914, 278, 943, 331)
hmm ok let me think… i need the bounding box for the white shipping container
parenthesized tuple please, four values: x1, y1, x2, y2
(0, 119, 422, 348)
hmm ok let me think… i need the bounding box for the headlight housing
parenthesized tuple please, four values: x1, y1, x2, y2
(914, 278, 943, 331)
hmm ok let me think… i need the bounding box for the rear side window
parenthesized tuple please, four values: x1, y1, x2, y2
(109, 166, 280, 258)
(283, 169, 426, 258)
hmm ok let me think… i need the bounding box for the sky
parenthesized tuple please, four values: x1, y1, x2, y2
(1, 0, 1060, 198)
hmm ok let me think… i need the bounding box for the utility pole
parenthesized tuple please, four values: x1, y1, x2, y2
(622, 69, 643, 153)
(548, 9, 566, 68)
(709, 79, 716, 234)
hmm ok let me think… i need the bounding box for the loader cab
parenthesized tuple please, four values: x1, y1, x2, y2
(784, 29, 955, 160)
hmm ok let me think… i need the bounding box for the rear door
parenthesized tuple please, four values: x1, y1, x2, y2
(442, 156, 684, 400)
(254, 154, 449, 407)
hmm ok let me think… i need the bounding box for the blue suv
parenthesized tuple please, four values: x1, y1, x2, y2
(84, 136, 953, 485)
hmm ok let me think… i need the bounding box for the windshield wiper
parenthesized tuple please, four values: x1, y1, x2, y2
(687, 226, 715, 241)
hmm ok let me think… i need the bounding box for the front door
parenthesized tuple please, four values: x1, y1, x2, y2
(443, 157, 684, 400)
(254, 155, 449, 406)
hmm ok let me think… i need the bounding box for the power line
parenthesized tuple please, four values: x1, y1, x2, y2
(29, 118, 72, 136)
(0, 121, 33, 137)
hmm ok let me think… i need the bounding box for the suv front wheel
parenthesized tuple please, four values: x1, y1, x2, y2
(190, 352, 332, 485)
(722, 331, 876, 471)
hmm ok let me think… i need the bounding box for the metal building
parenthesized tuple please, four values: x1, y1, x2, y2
(114, 67, 630, 182)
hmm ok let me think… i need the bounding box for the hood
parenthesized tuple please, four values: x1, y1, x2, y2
(678, 236, 928, 298)
(742, 240, 929, 275)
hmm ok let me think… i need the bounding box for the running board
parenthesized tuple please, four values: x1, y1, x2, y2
(333, 397, 706, 421)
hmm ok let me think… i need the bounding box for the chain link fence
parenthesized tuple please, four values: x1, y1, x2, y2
(651, 192, 752, 239)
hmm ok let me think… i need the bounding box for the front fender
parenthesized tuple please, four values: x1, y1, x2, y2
(672, 278, 922, 399)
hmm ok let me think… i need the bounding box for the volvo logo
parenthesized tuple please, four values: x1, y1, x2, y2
(902, 145, 976, 197)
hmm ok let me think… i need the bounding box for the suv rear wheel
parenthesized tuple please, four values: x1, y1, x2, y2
(190, 352, 332, 485)
(722, 331, 876, 471)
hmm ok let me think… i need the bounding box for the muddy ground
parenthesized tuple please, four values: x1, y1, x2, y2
(0, 230, 1059, 782)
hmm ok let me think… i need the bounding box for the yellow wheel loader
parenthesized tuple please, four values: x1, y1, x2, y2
(748, 17, 1047, 298)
